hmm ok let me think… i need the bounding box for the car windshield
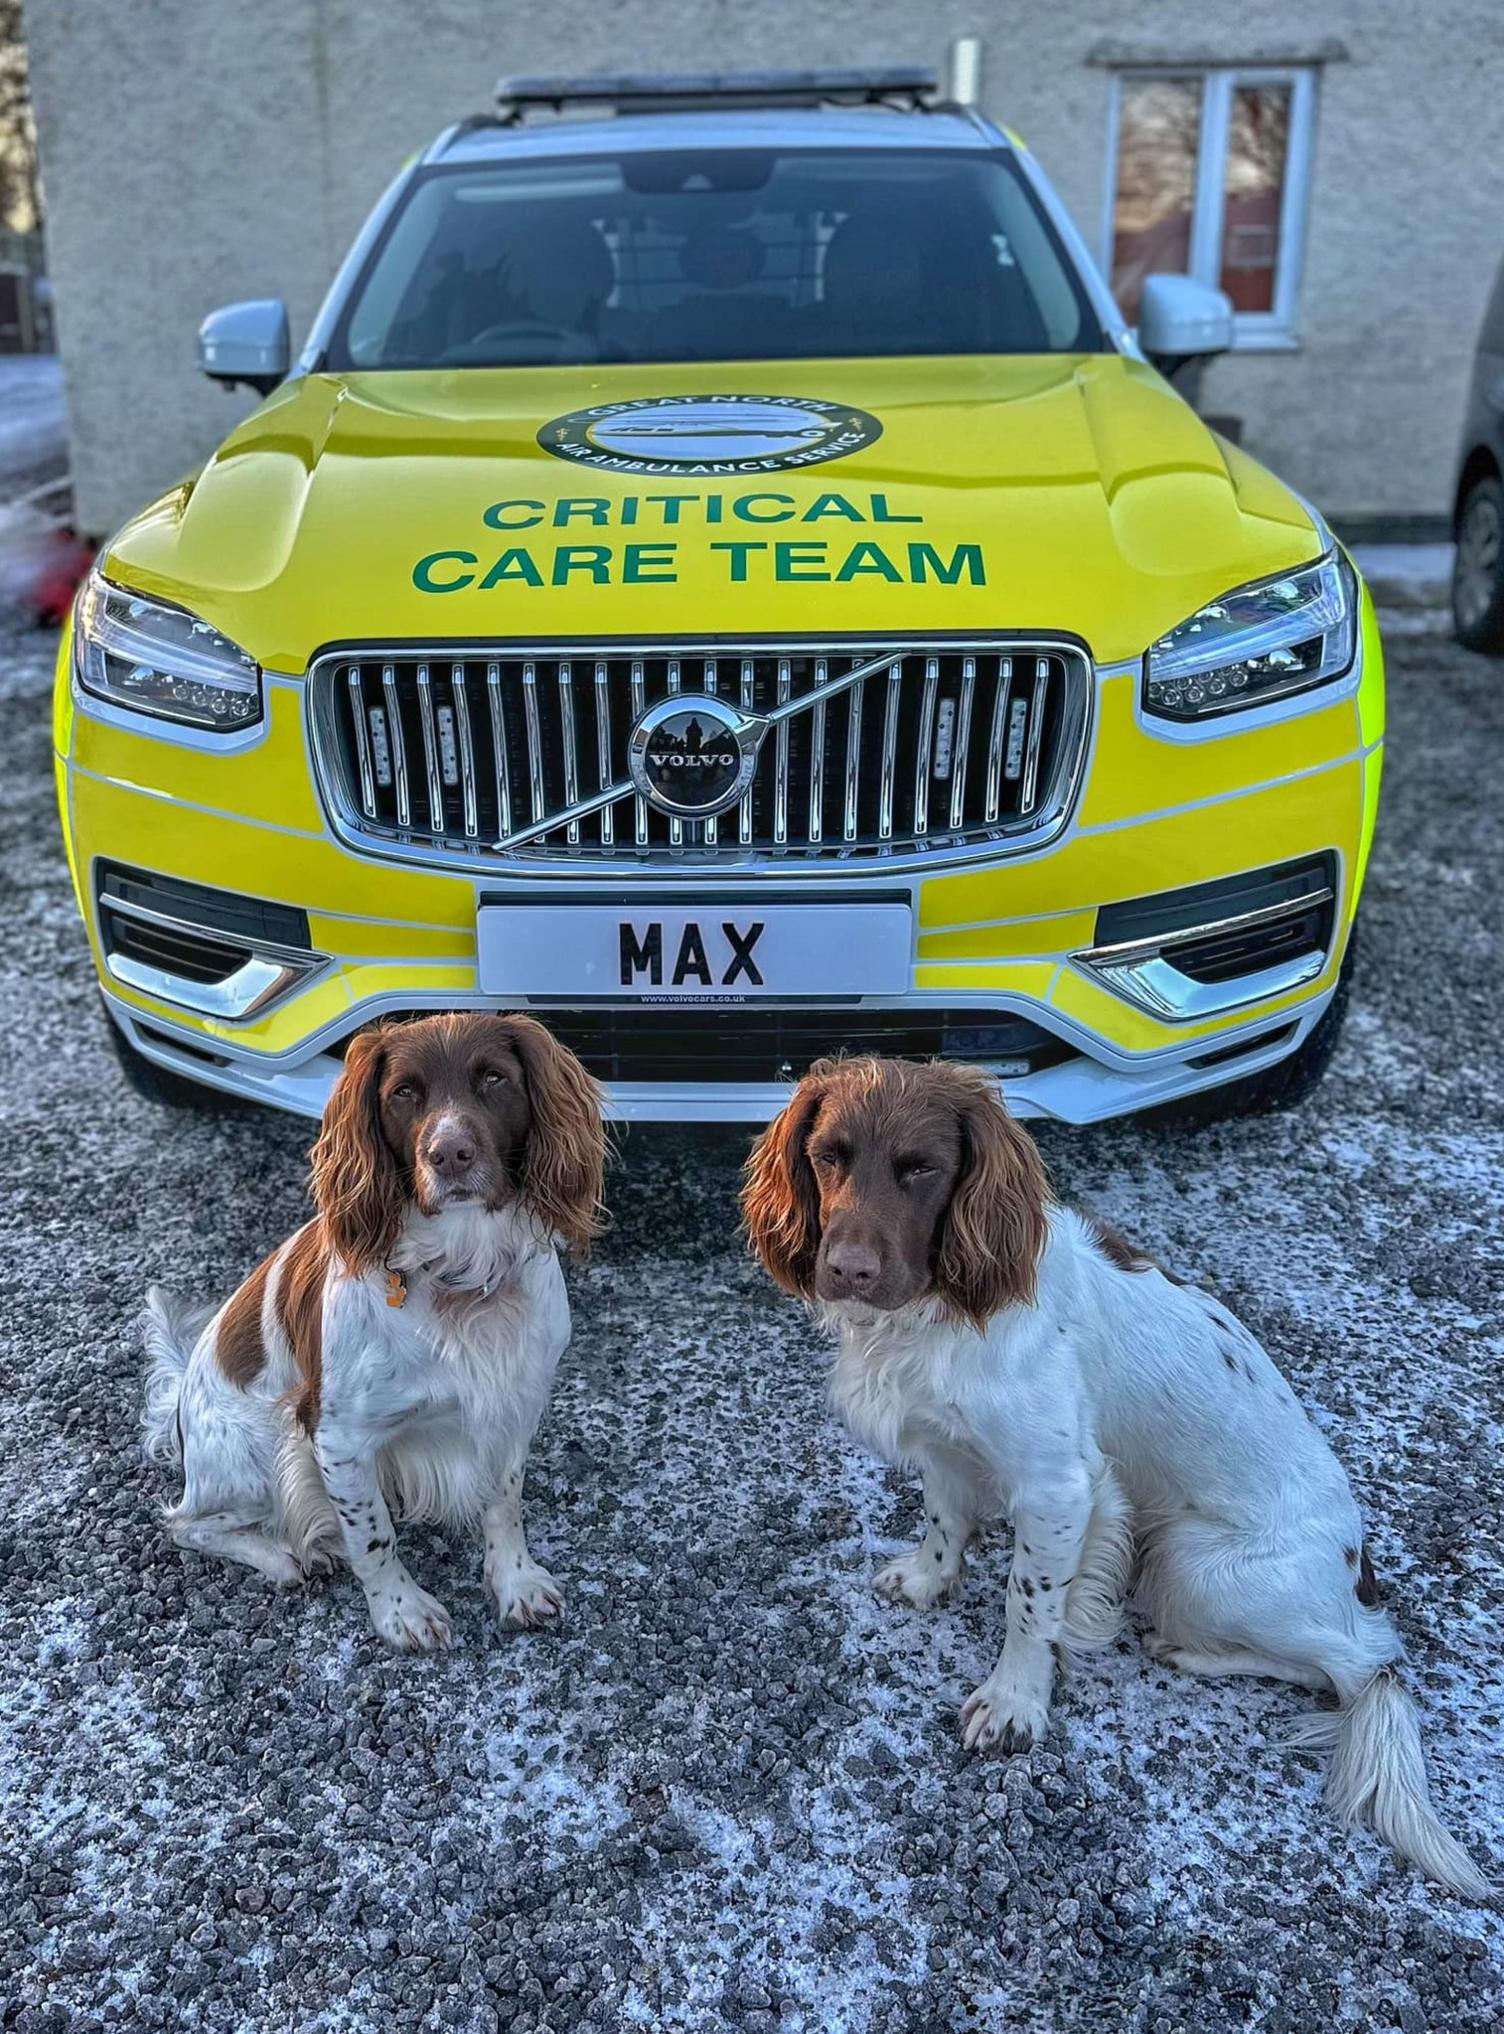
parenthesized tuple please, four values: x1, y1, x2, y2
(329, 146, 1104, 370)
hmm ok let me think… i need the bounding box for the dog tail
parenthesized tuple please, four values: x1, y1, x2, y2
(1062, 1462, 1134, 1653)
(139, 1285, 211, 1468)
(1289, 1666, 1492, 1900)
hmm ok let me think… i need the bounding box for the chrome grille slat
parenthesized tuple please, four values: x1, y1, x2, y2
(738, 658, 755, 847)
(414, 664, 445, 834)
(984, 655, 1013, 824)
(1020, 658, 1050, 815)
(773, 656, 791, 847)
(878, 661, 902, 841)
(558, 660, 580, 845)
(521, 661, 545, 823)
(809, 657, 828, 844)
(913, 655, 940, 837)
(381, 663, 410, 830)
(950, 655, 976, 833)
(486, 662, 511, 838)
(702, 658, 718, 847)
(450, 662, 479, 839)
(347, 666, 377, 818)
(630, 658, 648, 847)
(315, 640, 1088, 868)
(666, 657, 682, 847)
(843, 659, 866, 844)
(594, 660, 613, 846)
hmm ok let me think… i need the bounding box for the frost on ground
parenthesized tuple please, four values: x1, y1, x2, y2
(1, 624, 1501, 2032)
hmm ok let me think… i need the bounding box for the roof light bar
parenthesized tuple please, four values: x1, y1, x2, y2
(494, 67, 939, 122)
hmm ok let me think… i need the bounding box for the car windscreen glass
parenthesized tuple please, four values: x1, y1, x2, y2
(330, 147, 1105, 370)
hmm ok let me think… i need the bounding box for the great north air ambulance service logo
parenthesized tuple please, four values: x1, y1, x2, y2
(538, 394, 883, 477)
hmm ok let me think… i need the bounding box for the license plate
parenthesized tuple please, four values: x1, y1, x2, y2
(476, 904, 911, 1000)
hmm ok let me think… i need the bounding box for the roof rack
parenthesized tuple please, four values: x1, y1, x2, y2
(494, 67, 940, 123)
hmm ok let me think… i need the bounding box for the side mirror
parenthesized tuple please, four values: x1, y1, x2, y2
(1137, 275, 1234, 374)
(198, 298, 290, 395)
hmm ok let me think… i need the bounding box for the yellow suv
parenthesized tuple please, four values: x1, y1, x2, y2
(54, 69, 1382, 1125)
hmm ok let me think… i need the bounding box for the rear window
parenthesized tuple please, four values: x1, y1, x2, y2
(328, 146, 1104, 371)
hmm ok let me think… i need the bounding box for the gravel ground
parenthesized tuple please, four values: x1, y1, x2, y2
(2, 621, 1501, 2032)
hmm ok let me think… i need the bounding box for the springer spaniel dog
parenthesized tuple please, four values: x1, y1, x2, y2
(142, 1013, 605, 1651)
(742, 1055, 1489, 1897)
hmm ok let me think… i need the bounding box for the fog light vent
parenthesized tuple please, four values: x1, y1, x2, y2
(97, 865, 326, 1022)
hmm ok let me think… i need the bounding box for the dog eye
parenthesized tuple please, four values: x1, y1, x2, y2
(391, 1080, 419, 1102)
(479, 1068, 507, 1087)
(899, 1162, 936, 1186)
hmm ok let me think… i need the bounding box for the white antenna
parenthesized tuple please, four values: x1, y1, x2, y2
(948, 35, 983, 108)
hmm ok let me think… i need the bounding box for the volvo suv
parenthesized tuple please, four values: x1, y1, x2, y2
(55, 68, 1382, 1124)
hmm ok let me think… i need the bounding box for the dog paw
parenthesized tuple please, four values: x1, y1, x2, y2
(959, 1679, 1050, 1754)
(298, 1545, 339, 1582)
(369, 1575, 454, 1653)
(875, 1551, 961, 1611)
(489, 1560, 564, 1631)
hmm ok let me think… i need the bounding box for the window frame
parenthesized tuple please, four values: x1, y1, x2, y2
(1102, 64, 1317, 350)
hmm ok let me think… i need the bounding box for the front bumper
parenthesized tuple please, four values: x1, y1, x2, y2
(54, 599, 1385, 1126)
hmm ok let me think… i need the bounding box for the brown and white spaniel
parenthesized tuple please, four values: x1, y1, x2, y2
(142, 1012, 605, 1650)
(742, 1055, 1489, 1898)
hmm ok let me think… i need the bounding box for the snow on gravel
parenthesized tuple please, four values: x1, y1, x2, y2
(1, 621, 1501, 2031)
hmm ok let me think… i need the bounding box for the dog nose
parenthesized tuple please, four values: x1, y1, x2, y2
(423, 1126, 477, 1177)
(824, 1238, 882, 1292)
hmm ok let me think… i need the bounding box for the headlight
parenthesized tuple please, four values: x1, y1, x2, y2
(1144, 552, 1357, 721)
(75, 573, 262, 733)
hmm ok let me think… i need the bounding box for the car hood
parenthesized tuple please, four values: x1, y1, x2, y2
(104, 354, 1322, 672)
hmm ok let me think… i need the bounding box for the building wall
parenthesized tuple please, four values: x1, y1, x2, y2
(26, 0, 1504, 537)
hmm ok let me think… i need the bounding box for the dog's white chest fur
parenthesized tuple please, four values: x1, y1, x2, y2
(328, 1203, 571, 1522)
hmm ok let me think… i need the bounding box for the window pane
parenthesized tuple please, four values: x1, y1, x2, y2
(336, 149, 1102, 371)
(1219, 84, 1291, 314)
(1111, 77, 1203, 322)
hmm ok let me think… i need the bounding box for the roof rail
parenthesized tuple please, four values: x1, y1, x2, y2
(493, 67, 940, 123)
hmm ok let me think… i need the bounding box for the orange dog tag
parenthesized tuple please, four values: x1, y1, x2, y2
(385, 1269, 407, 1309)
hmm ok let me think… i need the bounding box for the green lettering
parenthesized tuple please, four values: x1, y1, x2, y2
(551, 546, 612, 585)
(645, 493, 700, 525)
(413, 549, 478, 593)
(871, 493, 923, 523)
(835, 541, 902, 584)
(908, 541, 985, 585)
(802, 491, 864, 523)
(623, 543, 678, 583)
(482, 501, 544, 530)
(774, 541, 830, 582)
(710, 541, 768, 582)
(732, 492, 795, 523)
(478, 548, 543, 589)
(553, 497, 611, 526)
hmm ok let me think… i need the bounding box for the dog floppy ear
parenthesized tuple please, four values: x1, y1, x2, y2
(932, 1067, 1050, 1330)
(502, 1016, 606, 1251)
(311, 1027, 405, 1274)
(741, 1071, 828, 1300)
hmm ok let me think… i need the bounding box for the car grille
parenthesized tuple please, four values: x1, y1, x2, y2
(309, 639, 1090, 869)
(338, 1007, 1074, 1085)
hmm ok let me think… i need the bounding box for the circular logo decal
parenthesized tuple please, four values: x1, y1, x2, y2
(539, 395, 882, 476)
(628, 696, 766, 818)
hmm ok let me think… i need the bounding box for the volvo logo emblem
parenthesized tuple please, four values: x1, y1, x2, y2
(539, 394, 883, 476)
(627, 696, 765, 818)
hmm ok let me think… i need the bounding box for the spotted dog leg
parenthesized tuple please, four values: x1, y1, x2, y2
(875, 1453, 978, 1610)
(960, 1470, 1093, 1752)
(315, 1424, 451, 1652)
(482, 1461, 563, 1630)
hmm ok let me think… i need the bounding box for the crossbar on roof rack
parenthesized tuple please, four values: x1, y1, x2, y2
(494, 67, 940, 122)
